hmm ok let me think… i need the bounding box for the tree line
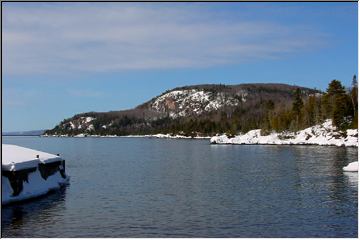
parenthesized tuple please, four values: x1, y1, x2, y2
(265, 77, 357, 133)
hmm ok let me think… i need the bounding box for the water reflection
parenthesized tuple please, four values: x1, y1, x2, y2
(2, 137, 357, 237)
(344, 172, 358, 188)
(2, 187, 67, 232)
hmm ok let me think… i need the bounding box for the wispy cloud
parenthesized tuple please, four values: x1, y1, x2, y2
(3, 4, 327, 76)
(67, 89, 104, 97)
(3, 88, 40, 107)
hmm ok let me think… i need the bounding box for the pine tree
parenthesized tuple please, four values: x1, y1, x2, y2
(292, 88, 304, 115)
(325, 80, 350, 129)
(321, 94, 332, 119)
(314, 95, 323, 124)
(327, 79, 346, 96)
(333, 94, 347, 129)
(303, 95, 316, 127)
(292, 88, 304, 129)
(350, 75, 358, 127)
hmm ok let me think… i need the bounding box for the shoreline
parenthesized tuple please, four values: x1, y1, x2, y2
(210, 142, 358, 147)
(40, 134, 212, 139)
(210, 120, 358, 147)
(8, 134, 357, 147)
(20, 120, 358, 147)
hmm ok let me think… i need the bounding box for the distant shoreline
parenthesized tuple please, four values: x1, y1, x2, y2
(3, 134, 42, 137)
(2, 130, 46, 136)
(4, 119, 358, 148)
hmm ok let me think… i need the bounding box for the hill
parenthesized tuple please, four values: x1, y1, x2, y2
(44, 83, 321, 136)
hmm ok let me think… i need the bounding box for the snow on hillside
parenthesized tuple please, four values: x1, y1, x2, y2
(210, 119, 358, 147)
(151, 89, 243, 118)
(65, 116, 96, 130)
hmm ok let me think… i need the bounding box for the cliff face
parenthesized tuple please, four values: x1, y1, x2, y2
(45, 83, 321, 136)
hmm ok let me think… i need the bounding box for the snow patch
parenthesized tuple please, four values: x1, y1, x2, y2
(152, 89, 240, 118)
(87, 124, 94, 131)
(84, 117, 95, 123)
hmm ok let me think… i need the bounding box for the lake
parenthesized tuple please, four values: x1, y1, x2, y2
(1, 136, 358, 237)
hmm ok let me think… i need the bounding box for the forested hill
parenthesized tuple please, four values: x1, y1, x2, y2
(44, 80, 357, 137)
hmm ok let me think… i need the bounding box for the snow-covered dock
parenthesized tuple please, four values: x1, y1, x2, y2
(2, 144, 69, 205)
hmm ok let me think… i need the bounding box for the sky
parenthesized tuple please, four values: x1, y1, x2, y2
(2, 2, 358, 132)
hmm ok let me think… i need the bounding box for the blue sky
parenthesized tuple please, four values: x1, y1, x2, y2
(2, 2, 358, 132)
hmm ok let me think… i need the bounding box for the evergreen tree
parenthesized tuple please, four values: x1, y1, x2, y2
(350, 75, 358, 127)
(327, 79, 346, 96)
(325, 80, 350, 129)
(314, 95, 323, 124)
(321, 94, 332, 119)
(292, 88, 304, 116)
(333, 94, 349, 129)
(303, 95, 316, 127)
(292, 88, 304, 129)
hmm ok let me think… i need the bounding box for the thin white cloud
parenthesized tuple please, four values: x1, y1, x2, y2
(3, 4, 327, 76)
(3, 88, 39, 107)
(67, 89, 104, 97)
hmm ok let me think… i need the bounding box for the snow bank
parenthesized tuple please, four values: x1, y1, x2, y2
(210, 120, 358, 147)
(2, 144, 70, 205)
(343, 162, 358, 172)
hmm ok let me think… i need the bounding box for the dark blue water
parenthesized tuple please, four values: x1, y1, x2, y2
(2, 136, 358, 237)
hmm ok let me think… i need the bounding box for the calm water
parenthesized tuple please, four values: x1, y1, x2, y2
(1, 136, 358, 237)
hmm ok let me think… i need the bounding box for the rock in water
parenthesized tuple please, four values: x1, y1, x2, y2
(343, 162, 358, 172)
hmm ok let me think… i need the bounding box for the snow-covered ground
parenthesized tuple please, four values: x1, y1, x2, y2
(210, 120, 358, 147)
(2, 144, 70, 205)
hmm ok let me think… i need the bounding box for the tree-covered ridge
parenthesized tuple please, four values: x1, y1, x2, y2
(44, 80, 357, 137)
